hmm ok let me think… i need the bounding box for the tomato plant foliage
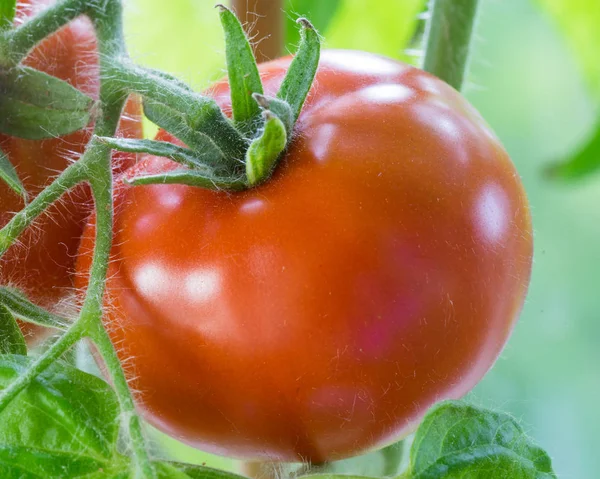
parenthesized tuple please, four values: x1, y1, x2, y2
(406, 402, 556, 479)
(0, 354, 252, 478)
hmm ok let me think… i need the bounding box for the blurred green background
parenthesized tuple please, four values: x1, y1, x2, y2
(121, 0, 600, 477)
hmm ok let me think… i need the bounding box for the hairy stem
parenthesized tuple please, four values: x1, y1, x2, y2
(422, 0, 480, 91)
(0, 160, 88, 257)
(0, 0, 87, 67)
(75, 138, 156, 478)
(88, 290, 155, 479)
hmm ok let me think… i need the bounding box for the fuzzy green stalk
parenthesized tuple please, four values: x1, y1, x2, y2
(422, 0, 480, 91)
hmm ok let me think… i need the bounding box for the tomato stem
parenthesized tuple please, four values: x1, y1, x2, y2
(422, 0, 480, 91)
(89, 316, 156, 479)
(0, 160, 88, 256)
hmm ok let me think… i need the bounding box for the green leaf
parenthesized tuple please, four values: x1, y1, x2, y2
(0, 355, 123, 477)
(277, 18, 321, 122)
(0, 305, 26, 355)
(380, 440, 406, 476)
(545, 122, 600, 179)
(0, 0, 16, 30)
(0, 66, 94, 140)
(217, 4, 264, 134)
(0, 287, 68, 330)
(407, 401, 556, 479)
(535, 0, 600, 99)
(245, 111, 287, 186)
(285, 0, 341, 49)
(0, 148, 25, 199)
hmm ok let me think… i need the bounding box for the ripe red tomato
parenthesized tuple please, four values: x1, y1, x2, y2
(0, 0, 141, 340)
(77, 50, 532, 462)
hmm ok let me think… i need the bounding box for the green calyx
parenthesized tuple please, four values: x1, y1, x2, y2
(107, 6, 321, 191)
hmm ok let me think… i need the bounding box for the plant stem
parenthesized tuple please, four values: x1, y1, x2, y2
(422, 0, 480, 91)
(89, 314, 155, 479)
(0, 0, 87, 67)
(0, 320, 85, 414)
(0, 160, 88, 257)
(80, 2, 157, 475)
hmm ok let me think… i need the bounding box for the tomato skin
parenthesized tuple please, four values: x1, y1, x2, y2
(77, 50, 532, 462)
(0, 0, 141, 340)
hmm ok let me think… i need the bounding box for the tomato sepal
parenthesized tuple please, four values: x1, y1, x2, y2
(96, 137, 223, 173)
(252, 92, 295, 136)
(276, 17, 320, 122)
(246, 110, 288, 185)
(217, 3, 264, 136)
(143, 98, 229, 169)
(101, 10, 321, 189)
